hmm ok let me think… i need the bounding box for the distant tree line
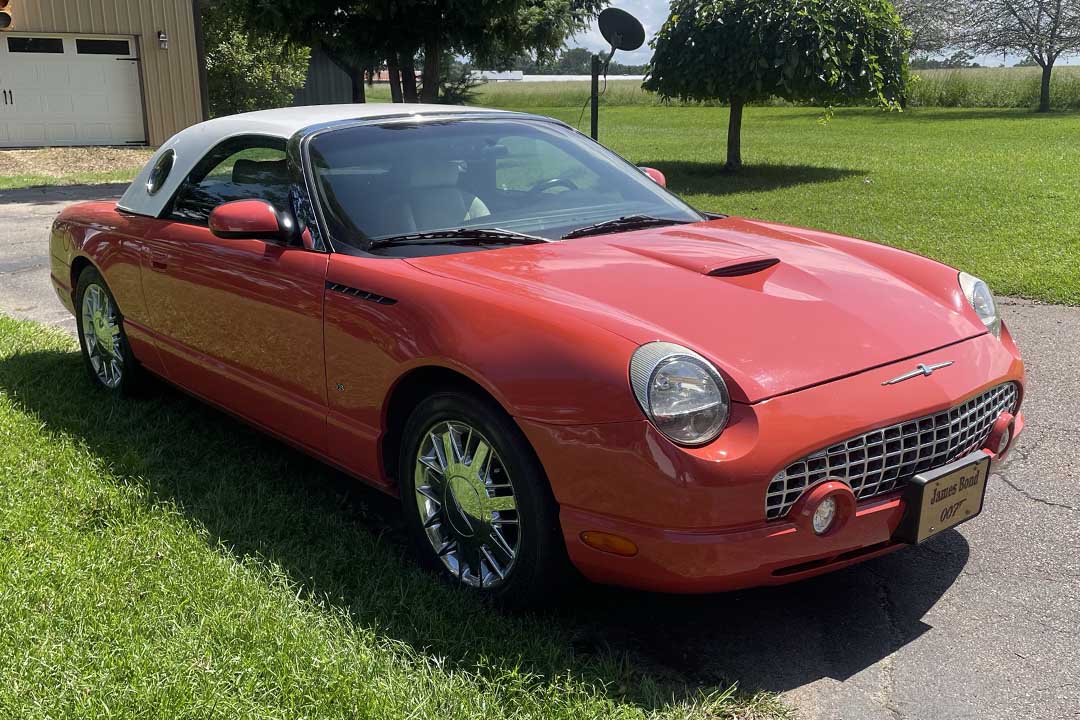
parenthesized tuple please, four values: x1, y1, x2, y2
(506, 47, 648, 75)
(910, 50, 981, 69)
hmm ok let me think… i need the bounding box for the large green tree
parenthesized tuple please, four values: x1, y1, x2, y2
(240, 0, 604, 103)
(644, 0, 909, 170)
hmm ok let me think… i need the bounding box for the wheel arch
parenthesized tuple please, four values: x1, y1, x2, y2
(380, 364, 526, 488)
(70, 256, 137, 322)
(70, 255, 97, 301)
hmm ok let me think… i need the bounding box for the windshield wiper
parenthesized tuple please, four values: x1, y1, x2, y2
(561, 215, 691, 240)
(368, 227, 553, 251)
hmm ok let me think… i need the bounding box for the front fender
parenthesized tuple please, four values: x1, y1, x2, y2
(325, 254, 643, 427)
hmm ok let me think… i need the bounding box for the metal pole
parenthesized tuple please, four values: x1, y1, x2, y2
(590, 54, 600, 140)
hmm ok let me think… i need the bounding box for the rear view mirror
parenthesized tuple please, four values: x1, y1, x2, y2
(639, 167, 667, 188)
(209, 199, 298, 244)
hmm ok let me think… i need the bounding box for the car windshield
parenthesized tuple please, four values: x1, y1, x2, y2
(307, 117, 704, 254)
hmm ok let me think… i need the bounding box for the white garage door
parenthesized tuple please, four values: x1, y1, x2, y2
(0, 33, 146, 147)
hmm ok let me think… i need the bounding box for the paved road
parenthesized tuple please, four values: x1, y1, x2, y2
(0, 184, 128, 334)
(1, 185, 1077, 720)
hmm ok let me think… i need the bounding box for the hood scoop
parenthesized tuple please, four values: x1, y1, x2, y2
(611, 240, 781, 277)
(707, 257, 780, 277)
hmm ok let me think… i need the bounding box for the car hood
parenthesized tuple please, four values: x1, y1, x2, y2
(406, 218, 984, 403)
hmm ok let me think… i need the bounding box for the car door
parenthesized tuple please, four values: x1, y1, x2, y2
(138, 135, 330, 454)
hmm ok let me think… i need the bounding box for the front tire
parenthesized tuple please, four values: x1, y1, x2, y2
(399, 391, 569, 607)
(75, 266, 140, 394)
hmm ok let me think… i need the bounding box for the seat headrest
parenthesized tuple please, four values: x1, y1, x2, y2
(233, 158, 290, 186)
(410, 160, 462, 189)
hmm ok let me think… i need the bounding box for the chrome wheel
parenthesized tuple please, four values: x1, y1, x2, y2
(414, 420, 521, 588)
(80, 283, 123, 389)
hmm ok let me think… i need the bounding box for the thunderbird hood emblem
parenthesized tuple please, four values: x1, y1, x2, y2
(882, 361, 955, 385)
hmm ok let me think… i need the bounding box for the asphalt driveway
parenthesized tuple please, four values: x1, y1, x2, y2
(1, 184, 1077, 720)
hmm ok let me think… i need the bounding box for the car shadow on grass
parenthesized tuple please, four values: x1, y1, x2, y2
(638, 161, 866, 198)
(0, 345, 969, 708)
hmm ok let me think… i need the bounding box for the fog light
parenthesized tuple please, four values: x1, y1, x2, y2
(997, 427, 1012, 455)
(812, 497, 838, 535)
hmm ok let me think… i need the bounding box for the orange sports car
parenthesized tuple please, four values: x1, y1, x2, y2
(49, 105, 1025, 605)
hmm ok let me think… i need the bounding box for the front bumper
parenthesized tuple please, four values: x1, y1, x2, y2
(559, 495, 908, 593)
(519, 329, 1025, 593)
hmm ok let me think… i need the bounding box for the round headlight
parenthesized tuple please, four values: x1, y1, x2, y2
(959, 272, 1001, 338)
(630, 342, 730, 446)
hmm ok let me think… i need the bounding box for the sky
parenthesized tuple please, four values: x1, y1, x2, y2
(573, 1, 1076, 67)
(576, 1, 669, 65)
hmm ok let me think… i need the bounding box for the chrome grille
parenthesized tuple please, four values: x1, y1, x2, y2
(766, 383, 1019, 520)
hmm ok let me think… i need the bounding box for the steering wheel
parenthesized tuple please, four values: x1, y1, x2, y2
(528, 177, 579, 195)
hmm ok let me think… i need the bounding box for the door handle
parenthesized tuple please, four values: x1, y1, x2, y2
(149, 251, 168, 272)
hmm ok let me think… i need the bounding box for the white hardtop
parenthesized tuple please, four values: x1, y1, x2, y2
(117, 104, 519, 217)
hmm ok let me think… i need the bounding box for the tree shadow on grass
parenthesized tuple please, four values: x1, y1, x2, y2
(0, 342, 968, 712)
(639, 161, 866, 198)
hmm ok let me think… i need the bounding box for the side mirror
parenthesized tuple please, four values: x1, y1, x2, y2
(209, 199, 298, 244)
(639, 167, 667, 188)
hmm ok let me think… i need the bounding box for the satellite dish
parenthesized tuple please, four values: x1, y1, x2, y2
(598, 8, 645, 52)
(589, 7, 645, 141)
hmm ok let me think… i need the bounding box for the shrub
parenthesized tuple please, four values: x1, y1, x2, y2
(203, 2, 310, 117)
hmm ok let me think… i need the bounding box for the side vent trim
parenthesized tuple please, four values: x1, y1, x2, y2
(707, 258, 780, 277)
(326, 281, 397, 305)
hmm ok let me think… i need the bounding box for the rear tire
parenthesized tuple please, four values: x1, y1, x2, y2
(398, 390, 569, 607)
(75, 266, 141, 395)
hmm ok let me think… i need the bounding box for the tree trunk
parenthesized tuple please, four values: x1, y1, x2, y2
(420, 37, 440, 103)
(386, 56, 403, 103)
(1039, 63, 1053, 113)
(350, 66, 366, 103)
(401, 52, 419, 103)
(726, 96, 744, 171)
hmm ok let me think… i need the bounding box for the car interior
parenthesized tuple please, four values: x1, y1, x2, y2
(168, 138, 291, 223)
(307, 121, 675, 255)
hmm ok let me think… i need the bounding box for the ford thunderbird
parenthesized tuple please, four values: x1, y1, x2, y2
(49, 105, 1026, 604)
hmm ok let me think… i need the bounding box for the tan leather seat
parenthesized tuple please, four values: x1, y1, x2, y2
(394, 160, 491, 231)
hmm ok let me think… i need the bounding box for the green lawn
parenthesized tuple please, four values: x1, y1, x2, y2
(527, 104, 1079, 305)
(0, 316, 785, 720)
(0, 168, 139, 190)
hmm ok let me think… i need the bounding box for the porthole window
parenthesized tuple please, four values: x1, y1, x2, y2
(146, 150, 175, 196)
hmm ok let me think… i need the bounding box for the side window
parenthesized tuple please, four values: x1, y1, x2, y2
(169, 137, 290, 224)
(495, 136, 601, 193)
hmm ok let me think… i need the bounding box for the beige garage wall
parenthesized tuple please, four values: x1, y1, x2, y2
(10, 0, 204, 145)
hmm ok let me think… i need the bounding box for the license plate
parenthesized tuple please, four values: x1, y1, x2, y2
(896, 452, 991, 544)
